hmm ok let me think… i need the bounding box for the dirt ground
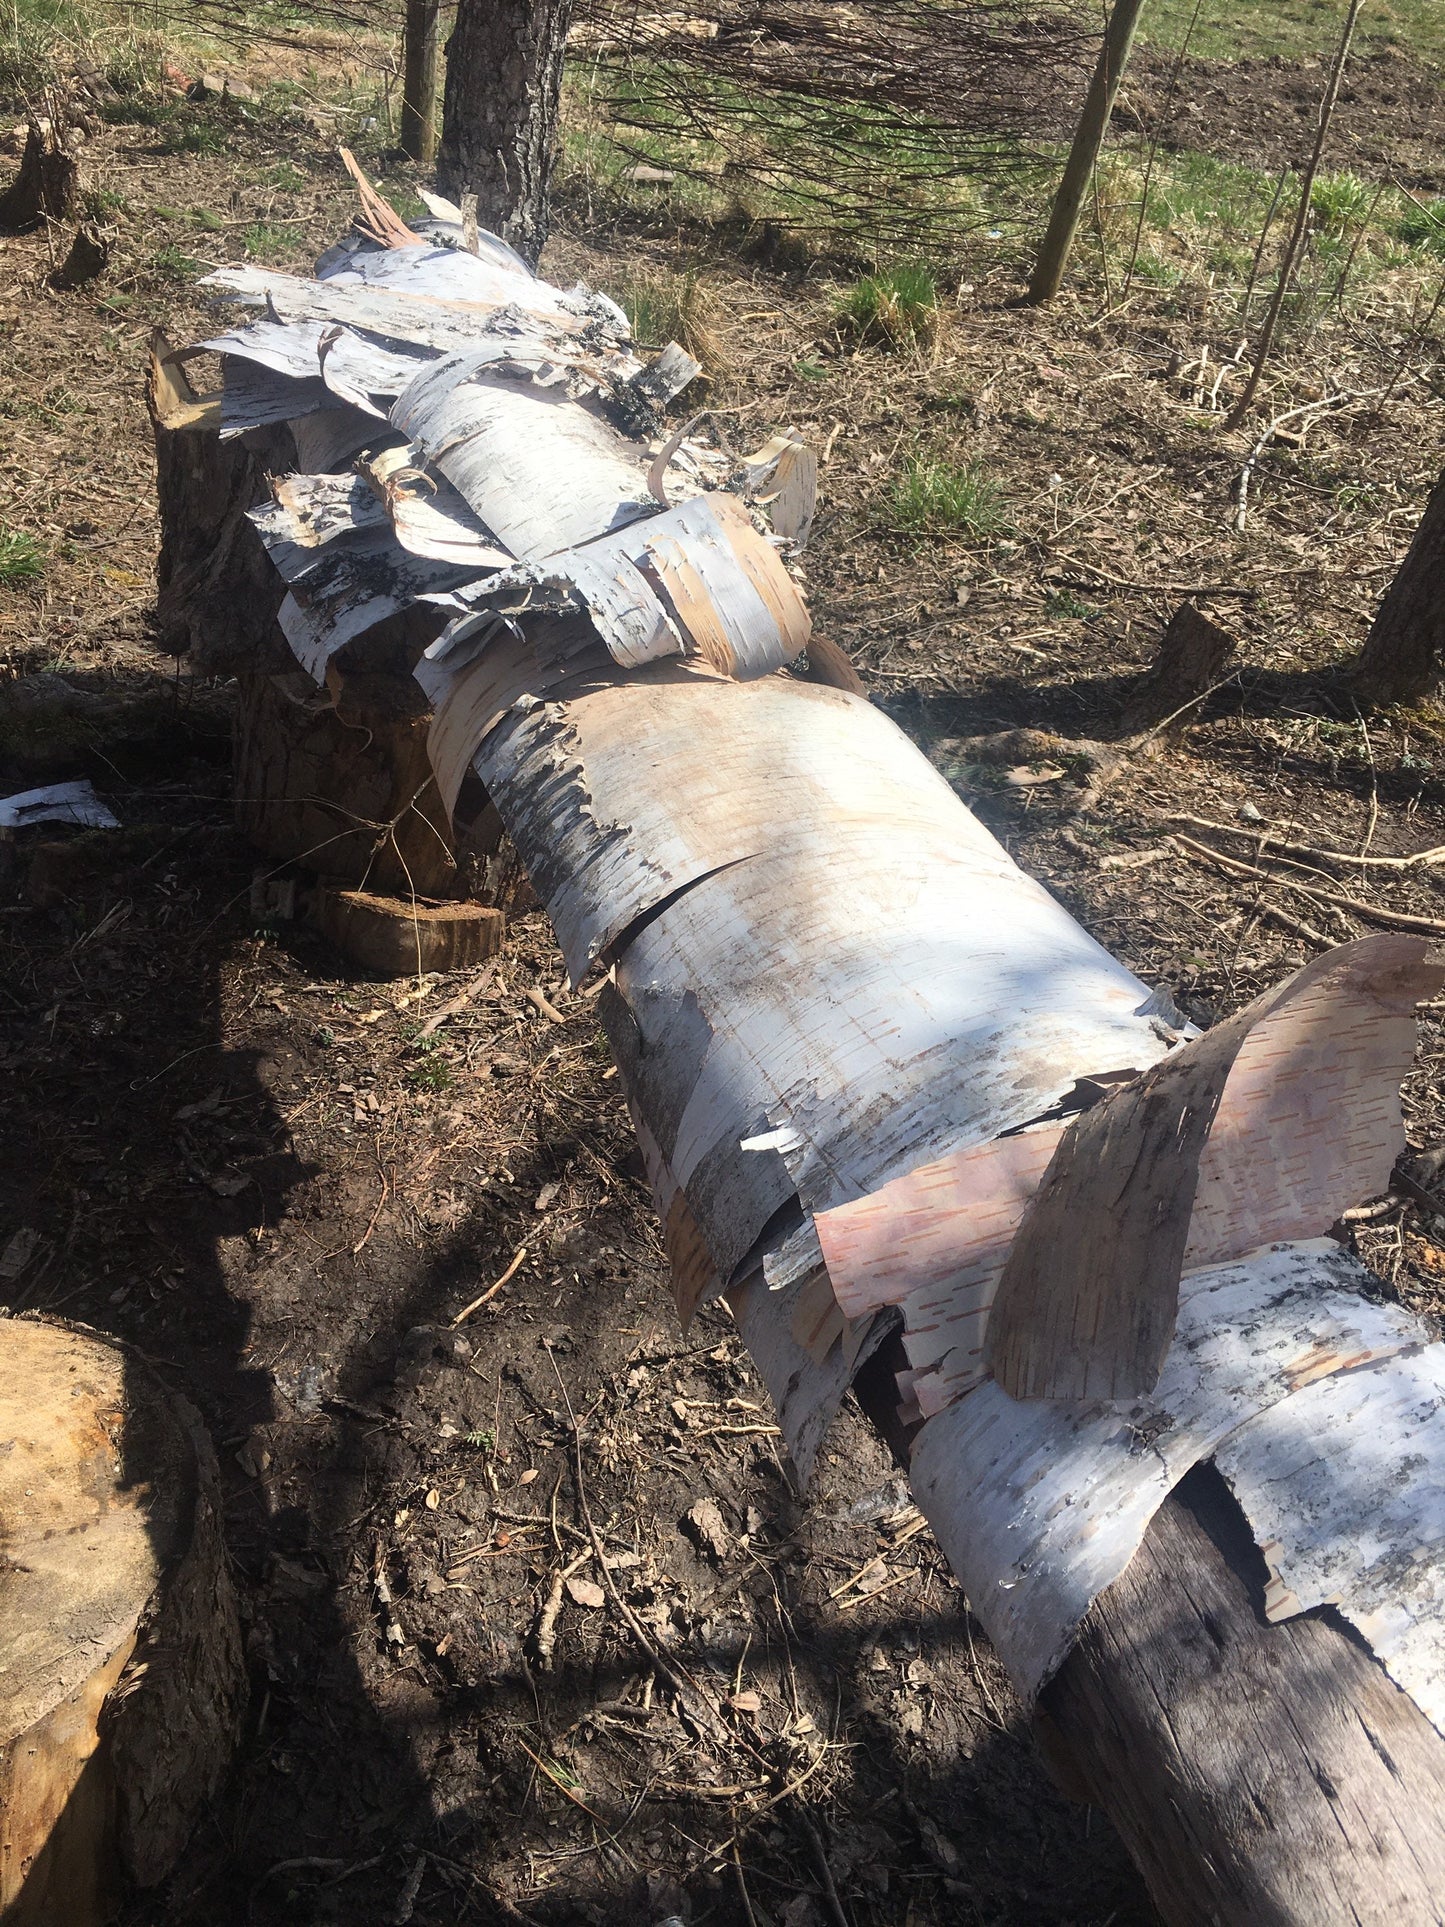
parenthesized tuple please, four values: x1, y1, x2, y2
(1, 38, 1444, 1927)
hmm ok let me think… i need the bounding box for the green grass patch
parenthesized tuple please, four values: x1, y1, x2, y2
(0, 526, 45, 589)
(1141, 0, 1445, 63)
(1311, 171, 1374, 238)
(836, 264, 939, 347)
(148, 242, 200, 281)
(1397, 197, 1445, 252)
(888, 458, 1007, 540)
(618, 267, 724, 374)
(242, 222, 296, 263)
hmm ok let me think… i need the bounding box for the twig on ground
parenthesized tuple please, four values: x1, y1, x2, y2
(545, 1349, 733, 1745)
(451, 1245, 529, 1326)
(414, 963, 495, 1040)
(798, 1811, 854, 1927)
(1167, 815, 1445, 872)
(524, 983, 568, 1025)
(1171, 831, 1445, 937)
(533, 1545, 596, 1668)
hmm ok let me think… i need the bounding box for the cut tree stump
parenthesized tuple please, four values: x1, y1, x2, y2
(0, 1320, 244, 1926)
(1122, 601, 1236, 732)
(314, 884, 505, 977)
(0, 123, 80, 233)
(234, 666, 461, 899)
(147, 335, 289, 675)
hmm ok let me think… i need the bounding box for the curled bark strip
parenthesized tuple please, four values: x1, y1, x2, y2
(987, 936, 1444, 1402)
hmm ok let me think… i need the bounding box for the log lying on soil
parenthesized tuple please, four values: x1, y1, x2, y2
(0, 1320, 244, 1925)
(178, 177, 1445, 1924)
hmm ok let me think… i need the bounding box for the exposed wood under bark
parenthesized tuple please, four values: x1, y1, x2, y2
(1045, 1464, 1445, 1927)
(147, 338, 289, 675)
(233, 667, 461, 900)
(0, 1320, 244, 1925)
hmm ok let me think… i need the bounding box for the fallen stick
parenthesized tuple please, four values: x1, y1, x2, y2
(450, 1244, 529, 1326)
(1170, 813, 1445, 873)
(1172, 830, 1445, 937)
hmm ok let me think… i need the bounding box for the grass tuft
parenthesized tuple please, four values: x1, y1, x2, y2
(837, 264, 939, 347)
(618, 268, 725, 376)
(0, 526, 45, 588)
(1397, 197, 1445, 254)
(1310, 172, 1372, 238)
(888, 457, 1006, 539)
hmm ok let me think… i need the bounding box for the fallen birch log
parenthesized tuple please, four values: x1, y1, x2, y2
(166, 174, 1445, 1923)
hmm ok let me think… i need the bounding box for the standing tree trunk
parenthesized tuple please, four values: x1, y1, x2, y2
(1353, 467, 1445, 702)
(1028, 0, 1148, 304)
(436, 0, 574, 268)
(400, 0, 441, 165)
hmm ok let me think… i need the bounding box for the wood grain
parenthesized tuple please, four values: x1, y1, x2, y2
(1047, 1464, 1445, 1927)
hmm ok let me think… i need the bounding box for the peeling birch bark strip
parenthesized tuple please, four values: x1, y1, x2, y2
(600, 827, 1165, 1287)
(1215, 1345, 1445, 1733)
(819, 938, 1439, 1418)
(988, 936, 1443, 1403)
(392, 366, 654, 558)
(469, 674, 991, 981)
(912, 1239, 1422, 1705)
(201, 259, 622, 349)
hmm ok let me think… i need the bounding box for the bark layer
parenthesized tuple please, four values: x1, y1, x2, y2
(436, 0, 575, 267)
(1354, 466, 1445, 702)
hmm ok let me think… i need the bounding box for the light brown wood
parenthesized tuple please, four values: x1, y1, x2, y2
(0, 1320, 243, 1925)
(314, 884, 504, 978)
(1045, 1464, 1445, 1927)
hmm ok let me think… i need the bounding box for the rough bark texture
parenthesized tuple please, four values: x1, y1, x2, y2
(1045, 1463, 1445, 1927)
(436, 0, 575, 267)
(1354, 466, 1445, 702)
(0, 122, 80, 232)
(147, 338, 290, 676)
(401, 0, 442, 164)
(0, 1321, 244, 1926)
(1121, 600, 1236, 731)
(233, 666, 461, 899)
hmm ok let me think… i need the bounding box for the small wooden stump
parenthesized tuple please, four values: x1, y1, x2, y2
(0, 123, 80, 234)
(315, 884, 504, 978)
(0, 1320, 244, 1925)
(235, 667, 462, 900)
(1122, 601, 1236, 733)
(147, 337, 289, 675)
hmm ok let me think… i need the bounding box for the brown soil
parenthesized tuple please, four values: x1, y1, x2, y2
(1, 57, 1443, 1927)
(1128, 45, 1445, 190)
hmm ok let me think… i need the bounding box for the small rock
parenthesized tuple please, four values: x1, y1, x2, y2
(566, 1576, 606, 1609)
(1238, 800, 1264, 822)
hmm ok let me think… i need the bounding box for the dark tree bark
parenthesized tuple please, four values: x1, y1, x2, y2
(1354, 467, 1445, 703)
(436, 0, 574, 268)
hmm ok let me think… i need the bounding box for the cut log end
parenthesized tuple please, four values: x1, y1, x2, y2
(0, 1320, 244, 1926)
